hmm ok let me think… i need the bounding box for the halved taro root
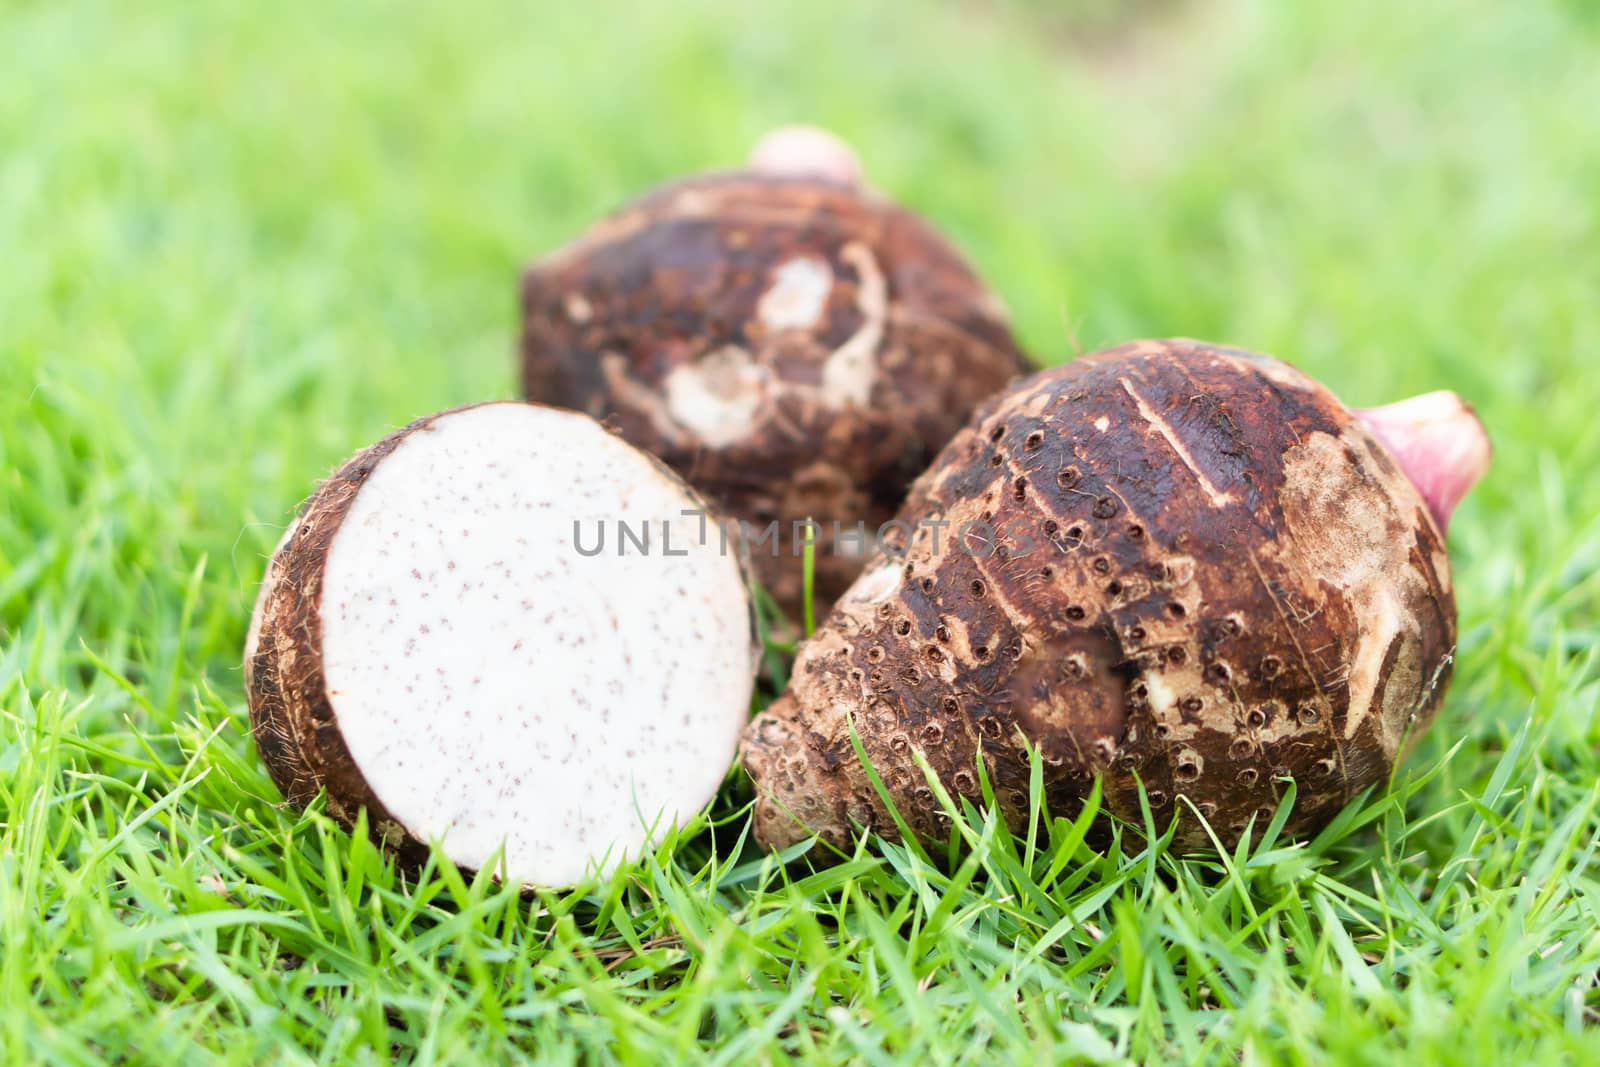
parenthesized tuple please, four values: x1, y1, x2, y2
(245, 402, 759, 886)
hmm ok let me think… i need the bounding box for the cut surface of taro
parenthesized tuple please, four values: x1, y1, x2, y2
(246, 402, 757, 886)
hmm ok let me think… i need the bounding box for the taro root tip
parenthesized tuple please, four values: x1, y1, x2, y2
(1355, 390, 1491, 532)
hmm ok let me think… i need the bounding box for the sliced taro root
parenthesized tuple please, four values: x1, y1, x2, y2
(245, 402, 758, 886)
(519, 128, 1030, 619)
(741, 339, 1491, 855)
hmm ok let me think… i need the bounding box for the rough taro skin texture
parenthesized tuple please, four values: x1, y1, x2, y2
(245, 419, 435, 869)
(742, 339, 1461, 853)
(520, 172, 1030, 616)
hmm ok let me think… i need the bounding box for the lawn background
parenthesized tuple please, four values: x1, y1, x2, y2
(3, 0, 1599, 1062)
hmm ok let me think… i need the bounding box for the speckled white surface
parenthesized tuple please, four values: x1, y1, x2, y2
(319, 403, 755, 886)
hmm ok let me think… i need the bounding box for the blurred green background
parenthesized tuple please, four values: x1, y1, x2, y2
(3, 0, 1599, 1062)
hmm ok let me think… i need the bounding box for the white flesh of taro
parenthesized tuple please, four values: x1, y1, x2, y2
(310, 404, 754, 885)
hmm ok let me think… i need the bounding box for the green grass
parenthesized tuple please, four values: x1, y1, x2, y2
(4, 0, 1599, 1062)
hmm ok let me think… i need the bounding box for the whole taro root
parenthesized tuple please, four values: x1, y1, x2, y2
(741, 339, 1491, 853)
(520, 128, 1030, 617)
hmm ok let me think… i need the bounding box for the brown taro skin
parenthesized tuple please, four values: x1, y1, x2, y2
(243, 413, 438, 869)
(741, 339, 1460, 854)
(519, 172, 1030, 617)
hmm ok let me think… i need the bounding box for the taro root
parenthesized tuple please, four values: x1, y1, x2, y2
(245, 402, 758, 886)
(519, 128, 1030, 617)
(741, 339, 1491, 853)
